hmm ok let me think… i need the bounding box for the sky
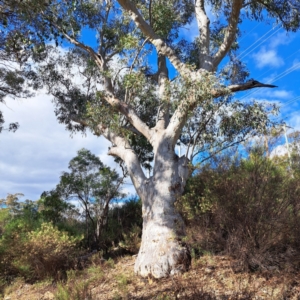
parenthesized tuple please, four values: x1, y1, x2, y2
(1, 8, 300, 201)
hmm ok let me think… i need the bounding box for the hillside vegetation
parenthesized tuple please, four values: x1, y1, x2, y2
(1, 145, 300, 299)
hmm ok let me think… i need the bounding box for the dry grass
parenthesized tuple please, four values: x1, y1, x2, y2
(2, 254, 300, 300)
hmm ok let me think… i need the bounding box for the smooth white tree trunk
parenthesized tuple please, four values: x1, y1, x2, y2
(134, 140, 191, 278)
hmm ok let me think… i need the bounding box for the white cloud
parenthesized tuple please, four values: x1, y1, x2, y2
(0, 93, 136, 200)
(271, 90, 293, 99)
(270, 144, 288, 158)
(253, 47, 284, 68)
(269, 32, 294, 49)
(246, 88, 293, 104)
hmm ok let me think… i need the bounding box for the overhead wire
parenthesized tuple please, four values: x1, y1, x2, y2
(234, 24, 300, 127)
(237, 24, 281, 59)
(273, 108, 300, 122)
(238, 23, 260, 43)
(280, 95, 300, 108)
(245, 48, 300, 86)
(269, 62, 300, 83)
(235, 25, 300, 140)
(239, 26, 282, 60)
(238, 60, 300, 101)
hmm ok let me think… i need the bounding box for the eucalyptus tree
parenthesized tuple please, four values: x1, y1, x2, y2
(56, 148, 124, 249)
(7, 0, 300, 278)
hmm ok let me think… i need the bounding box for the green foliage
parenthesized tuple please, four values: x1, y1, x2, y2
(38, 190, 74, 225)
(178, 147, 300, 270)
(0, 209, 10, 235)
(0, 194, 82, 282)
(119, 34, 139, 50)
(101, 198, 142, 254)
(4, 0, 290, 175)
(56, 281, 92, 300)
(55, 148, 124, 249)
(1, 221, 82, 281)
(0, 175, 138, 286)
(0, 0, 44, 133)
(2, 0, 300, 283)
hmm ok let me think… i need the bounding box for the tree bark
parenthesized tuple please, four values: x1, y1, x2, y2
(134, 137, 191, 278)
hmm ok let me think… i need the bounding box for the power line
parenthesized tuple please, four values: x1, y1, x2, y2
(245, 48, 300, 87)
(239, 26, 282, 60)
(237, 24, 280, 59)
(238, 61, 300, 101)
(238, 23, 260, 43)
(280, 95, 300, 108)
(270, 62, 300, 83)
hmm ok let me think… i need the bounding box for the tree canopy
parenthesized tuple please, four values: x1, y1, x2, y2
(53, 148, 124, 248)
(1, 0, 293, 148)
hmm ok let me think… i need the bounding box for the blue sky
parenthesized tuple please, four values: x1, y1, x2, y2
(237, 20, 300, 122)
(1, 11, 300, 201)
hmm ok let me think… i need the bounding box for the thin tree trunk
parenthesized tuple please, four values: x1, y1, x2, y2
(95, 201, 110, 248)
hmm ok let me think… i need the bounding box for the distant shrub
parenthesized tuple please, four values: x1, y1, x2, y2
(0, 222, 82, 281)
(0, 216, 41, 281)
(18, 223, 82, 280)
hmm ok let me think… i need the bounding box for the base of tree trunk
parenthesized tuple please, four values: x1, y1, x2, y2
(134, 220, 191, 278)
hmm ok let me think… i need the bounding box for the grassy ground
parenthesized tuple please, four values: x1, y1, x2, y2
(2, 254, 300, 300)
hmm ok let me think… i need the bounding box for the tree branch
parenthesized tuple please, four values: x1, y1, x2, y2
(99, 126, 146, 196)
(103, 92, 153, 141)
(154, 54, 170, 130)
(166, 79, 277, 146)
(117, 0, 192, 77)
(48, 18, 153, 142)
(192, 137, 247, 162)
(45, 16, 104, 69)
(212, 0, 243, 70)
(195, 0, 212, 70)
(219, 79, 277, 96)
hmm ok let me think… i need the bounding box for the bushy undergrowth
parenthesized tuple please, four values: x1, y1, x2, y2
(20, 223, 81, 279)
(0, 222, 82, 281)
(101, 198, 142, 255)
(0, 197, 142, 291)
(177, 148, 300, 271)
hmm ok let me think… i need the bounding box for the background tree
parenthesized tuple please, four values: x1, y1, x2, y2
(4, 0, 300, 278)
(55, 148, 124, 250)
